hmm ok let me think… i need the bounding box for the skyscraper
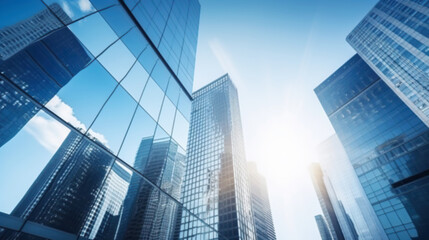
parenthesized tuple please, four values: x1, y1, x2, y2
(179, 74, 255, 240)
(247, 162, 276, 240)
(317, 135, 388, 240)
(347, 0, 429, 126)
(315, 215, 333, 240)
(315, 54, 429, 239)
(0, 0, 218, 239)
(309, 163, 345, 240)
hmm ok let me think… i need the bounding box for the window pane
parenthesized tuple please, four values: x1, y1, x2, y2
(166, 77, 180, 106)
(43, 0, 96, 24)
(140, 78, 164, 120)
(172, 111, 189, 149)
(177, 92, 192, 121)
(45, 60, 117, 134)
(138, 47, 157, 74)
(68, 12, 117, 57)
(100, 5, 134, 37)
(98, 40, 136, 82)
(122, 27, 148, 58)
(0, 109, 71, 216)
(118, 106, 156, 168)
(158, 97, 176, 135)
(120, 62, 149, 102)
(151, 60, 170, 91)
(87, 85, 136, 154)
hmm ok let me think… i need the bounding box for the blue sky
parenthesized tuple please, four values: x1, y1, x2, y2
(193, 0, 377, 239)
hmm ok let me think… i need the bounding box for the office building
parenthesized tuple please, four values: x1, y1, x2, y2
(0, 0, 222, 239)
(315, 54, 429, 239)
(315, 215, 333, 240)
(347, 0, 429, 126)
(179, 74, 255, 240)
(247, 162, 276, 240)
(309, 163, 345, 240)
(318, 135, 388, 240)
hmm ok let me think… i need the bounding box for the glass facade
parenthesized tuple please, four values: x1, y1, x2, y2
(0, 0, 221, 239)
(315, 54, 429, 240)
(318, 135, 388, 240)
(347, 0, 429, 126)
(247, 162, 276, 240)
(309, 163, 345, 240)
(315, 214, 333, 240)
(178, 74, 255, 240)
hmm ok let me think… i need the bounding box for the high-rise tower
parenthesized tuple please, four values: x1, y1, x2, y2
(0, 0, 211, 239)
(247, 162, 276, 240)
(179, 74, 255, 240)
(315, 54, 429, 239)
(347, 0, 429, 126)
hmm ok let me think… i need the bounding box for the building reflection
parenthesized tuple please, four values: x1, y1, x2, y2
(0, 4, 91, 147)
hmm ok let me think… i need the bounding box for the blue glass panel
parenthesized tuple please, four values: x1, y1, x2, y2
(158, 97, 176, 135)
(0, 0, 48, 28)
(100, 5, 134, 37)
(68, 13, 117, 57)
(140, 78, 164, 120)
(177, 93, 192, 121)
(120, 62, 149, 102)
(121, 27, 148, 58)
(151, 60, 170, 91)
(89, 0, 116, 10)
(172, 111, 189, 149)
(166, 77, 180, 105)
(87, 85, 136, 154)
(98, 40, 135, 82)
(138, 47, 158, 74)
(45, 61, 117, 134)
(43, 0, 96, 24)
(118, 106, 156, 167)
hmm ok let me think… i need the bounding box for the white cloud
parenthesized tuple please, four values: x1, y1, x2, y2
(46, 96, 87, 132)
(25, 115, 70, 154)
(27, 95, 109, 152)
(209, 39, 243, 88)
(78, 0, 94, 12)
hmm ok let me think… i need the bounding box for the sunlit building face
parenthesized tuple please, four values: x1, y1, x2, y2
(0, 0, 210, 239)
(179, 75, 255, 240)
(315, 54, 429, 240)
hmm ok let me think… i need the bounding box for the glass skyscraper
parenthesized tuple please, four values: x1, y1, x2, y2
(309, 163, 345, 240)
(0, 0, 223, 239)
(347, 0, 429, 126)
(318, 135, 388, 240)
(315, 54, 429, 239)
(178, 74, 255, 240)
(315, 214, 333, 240)
(247, 162, 276, 240)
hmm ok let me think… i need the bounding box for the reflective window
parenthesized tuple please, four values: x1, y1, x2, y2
(98, 40, 136, 82)
(100, 5, 134, 37)
(166, 77, 181, 105)
(43, 0, 96, 24)
(172, 111, 189, 149)
(0, 1, 50, 28)
(68, 12, 117, 57)
(87, 85, 136, 154)
(138, 47, 158, 74)
(122, 27, 148, 58)
(25, 135, 115, 235)
(118, 106, 156, 168)
(151, 60, 170, 91)
(45, 60, 117, 134)
(0, 110, 71, 215)
(120, 62, 149, 102)
(178, 93, 192, 121)
(140, 78, 164, 120)
(158, 97, 177, 135)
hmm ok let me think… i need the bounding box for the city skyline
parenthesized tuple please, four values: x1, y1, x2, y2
(3, 0, 429, 239)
